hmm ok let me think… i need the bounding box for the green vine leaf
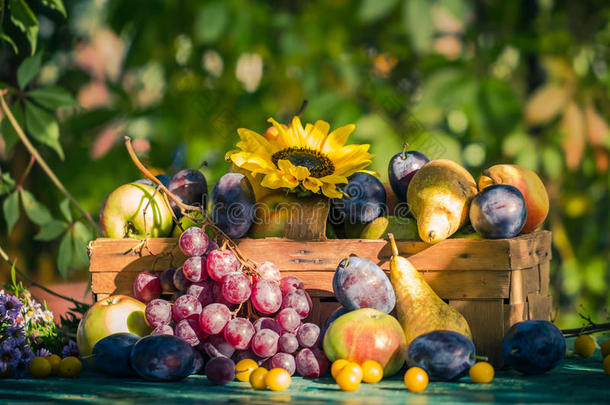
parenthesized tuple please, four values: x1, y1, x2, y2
(19, 188, 53, 226)
(0, 25, 19, 54)
(24, 100, 65, 160)
(9, 0, 39, 55)
(59, 198, 73, 222)
(0, 101, 24, 156)
(57, 231, 72, 279)
(3, 191, 20, 233)
(35, 219, 69, 241)
(17, 53, 42, 89)
(0, 172, 16, 196)
(42, 0, 67, 18)
(72, 221, 91, 266)
(28, 86, 78, 109)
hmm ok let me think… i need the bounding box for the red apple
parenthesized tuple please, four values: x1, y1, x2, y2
(478, 164, 549, 233)
(76, 295, 152, 357)
(322, 308, 406, 376)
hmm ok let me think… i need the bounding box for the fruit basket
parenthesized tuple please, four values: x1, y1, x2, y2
(88, 230, 552, 367)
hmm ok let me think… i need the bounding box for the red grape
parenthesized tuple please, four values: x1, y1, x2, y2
(173, 267, 192, 291)
(175, 319, 207, 346)
(171, 291, 184, 301)
(186, 280, 214, 307)
(253, 317, 281, 335)
(279, 333, 299, 354)
(207, 249, 239, 281)
(281, 289, 312, 319)
(172, 294, 202, 322)
(159, 268, 177, 293)
(221, 272, 252, 304)
(152, 324, 174, 336)
(251, 329, 279, 358)
(206, 238, 219, 254)
(145, 299, 172, 328)
(205, 356, 235, 385)
(251, 280, 282, 314)
(276, 308, 301, 333)
(199, 303, 231, 335)
(224, 317, 255, 350)
(212, 281, 236, 308)
(203, 334, 235, 358)
(279, 276, 304, 296)
(232, 349, 266, 365)
(133, 271, 161, 302)
(297, 323, 320, 348)
(182, 256, 207, 282)
(179, 227, 209, 257)
(270, 352, 296, 376)
(295, 347, 328, 378)
(256, 262, 281, 283)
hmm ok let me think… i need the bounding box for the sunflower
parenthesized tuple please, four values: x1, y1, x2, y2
(226, 117, 375, 198)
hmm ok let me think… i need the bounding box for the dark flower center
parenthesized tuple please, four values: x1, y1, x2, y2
(271, 147, 334, 178)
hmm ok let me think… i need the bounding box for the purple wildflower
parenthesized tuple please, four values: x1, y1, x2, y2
(3, 295, 22, 320)
(0, 341, 20, 373)
(10, 358, 30, 378)
(5, 326, 27, 347)
(62, 340, 79, 358)
(36, 348, 51, 358)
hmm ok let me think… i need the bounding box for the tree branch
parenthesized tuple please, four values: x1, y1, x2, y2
(0, 91, 102, 235)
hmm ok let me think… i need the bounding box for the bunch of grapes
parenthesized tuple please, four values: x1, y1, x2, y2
(133, 226, 329, 379)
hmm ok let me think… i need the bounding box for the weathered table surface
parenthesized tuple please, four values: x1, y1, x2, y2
(0, 350, 608, 405)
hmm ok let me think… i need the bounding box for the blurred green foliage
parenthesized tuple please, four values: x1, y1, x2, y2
(1, 0, 609, 328)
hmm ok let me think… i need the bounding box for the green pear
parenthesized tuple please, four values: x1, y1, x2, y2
(388, 234, 472, 346)
(407, 159, 477, 243)
(360, 216, 420, 240)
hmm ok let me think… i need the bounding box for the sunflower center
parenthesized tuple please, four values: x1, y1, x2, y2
(271, 147, 334, 178)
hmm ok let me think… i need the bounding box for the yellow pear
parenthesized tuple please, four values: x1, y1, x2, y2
(388, 233, 472, 346)
(407, 159, 477, 243)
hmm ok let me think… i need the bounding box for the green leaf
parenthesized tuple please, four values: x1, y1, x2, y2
(19, 189, 53, 225)
(0, 172, 16, 196)
(3, 191, 20, 233)
(17, 53, 42, 89)
(57, 231, 72, 279)
(35, 219, 68, 241)
(0, 101, 24, 156)
(194, 2, 229, 44)
(0, 25, 18, 54)
(359, 0, 399, 22)
(403, 0, 433, 53)
(72, 221, 91, 266)
(60, 199, 73, 222)
(11, 262, 17, 287)
(28, 86, 78, 109)
(42, 0, 67, 18)
(24, 100, 64, 160)
(9, 0, 39, 55)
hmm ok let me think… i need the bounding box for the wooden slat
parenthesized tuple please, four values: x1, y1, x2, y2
(539, 261, 550, 296)
(508, 230, 552, 269)
(91, 268, 510, 300)
(450, 299, 505, 368)
(504, 302, 528, 334)
(508, 265, 540, 305)
(527, 293, 552, 321)
(89, 238, 185, 273)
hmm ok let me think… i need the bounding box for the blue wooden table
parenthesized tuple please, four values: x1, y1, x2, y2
(0, 351, 608, 404)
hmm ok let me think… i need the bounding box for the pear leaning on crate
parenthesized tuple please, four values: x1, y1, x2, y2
(388, 233, 472, 345)
(407, 159, 478, 243)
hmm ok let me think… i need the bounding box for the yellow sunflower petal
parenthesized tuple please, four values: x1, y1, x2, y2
(304, 120, 330, 151)
(321, 182, 343, 198)
(236, 128, 278, 155)
(318, 174, 348, 185)
(261, 172, 294, 189)
(230, 152, 276, 174)
(322, 124, 355, 155)
(267, 117, 293, 149)
(290, 116, 307, 148)
(302, 177, 323, 193)
(292, 165, 311, 181)
(334, 160, 374, 178)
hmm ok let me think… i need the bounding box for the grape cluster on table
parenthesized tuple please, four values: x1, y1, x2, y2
(133, 226, 329, 380)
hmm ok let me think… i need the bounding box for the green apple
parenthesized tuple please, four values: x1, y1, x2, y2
(100, 183, 173, 238)
(76, 295, 151, 357)
(323, 308, 407, 377)
(249, 192, 299, 238)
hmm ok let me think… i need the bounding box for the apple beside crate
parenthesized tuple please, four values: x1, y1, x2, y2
(88, 230, 552, 368)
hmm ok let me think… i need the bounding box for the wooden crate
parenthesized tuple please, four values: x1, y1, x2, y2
(88, 230, 552, 367)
